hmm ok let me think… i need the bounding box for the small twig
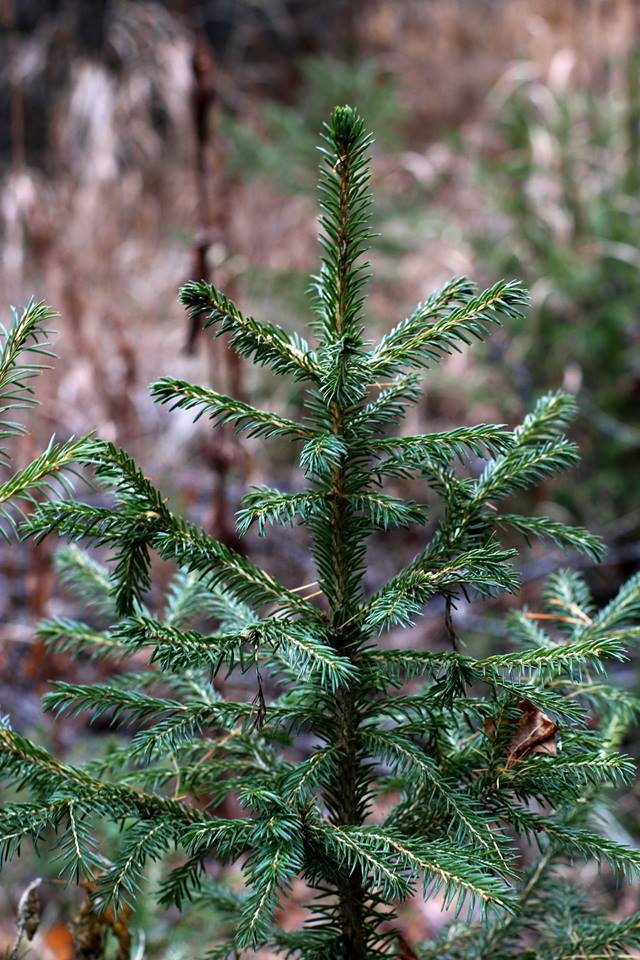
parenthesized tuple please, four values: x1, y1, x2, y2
(547, 597, 592, 624)
(290, 580, 318, 593)
(301, 589, 323, 602)
(248, 639, 267, 733)
(444, 596, 459, 651)
(171, 752, 182, 800)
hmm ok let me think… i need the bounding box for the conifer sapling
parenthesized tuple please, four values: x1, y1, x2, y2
(1, 107, 640, 959)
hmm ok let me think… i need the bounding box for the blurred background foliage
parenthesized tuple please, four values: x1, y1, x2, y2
(476, 50, 640, 528)
(1, 0, 640, 956)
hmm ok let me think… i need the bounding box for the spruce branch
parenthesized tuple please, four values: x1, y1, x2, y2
(0, 433, 95, 541)
(495, 513, 605, 562)
(538, 569, 596, 636)
(0, 300, 56, 465)
(362, 541, 519, 632)
(368, 278, 528, 376)
(38, 617, 128, 661)
(515, 389, 578, 444)
(237, 486, 426, 536)
(363, 423, 515, 466)
(112, 614, 357, 691)
(180, 279, 321, 382)
(363, 729, 509, 860)
(313, 106, 373, 343)
(151, 377, 315, 440)
(54, 545, 115, 614)
(502, 803, 640, 880)
(475, 438, 580, 502)
(299, 432, 348, 477)
(349, 374, 421, 431)
(582, 570, 640, 637)
(152, 517, 322, 617)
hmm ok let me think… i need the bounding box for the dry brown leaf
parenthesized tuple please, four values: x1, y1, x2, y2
(397, 932, 419, 959)
(42, 924, 74, 960)
(486, 699, 559, 770)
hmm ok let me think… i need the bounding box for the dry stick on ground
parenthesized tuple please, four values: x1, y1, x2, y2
(188, 31, 246, 550)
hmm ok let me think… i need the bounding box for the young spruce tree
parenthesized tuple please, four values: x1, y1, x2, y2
(2, 107, 640, 959)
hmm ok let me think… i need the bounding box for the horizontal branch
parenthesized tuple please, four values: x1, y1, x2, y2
(151, 378, 315, 441)
(180, 280, 321, 382)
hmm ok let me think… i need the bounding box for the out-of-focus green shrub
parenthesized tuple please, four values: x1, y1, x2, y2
(476, 53, 640, 529)
(223, 56, 406, 193)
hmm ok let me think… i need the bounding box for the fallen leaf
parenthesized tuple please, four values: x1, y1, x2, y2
(397, 932, 419, 959)
(42, 923, 74, 960)
(486, 699, 559, 770)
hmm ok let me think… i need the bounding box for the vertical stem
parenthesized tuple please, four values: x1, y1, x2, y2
(327, 477, 368, 958)
(329, 492, 367, 957)
(321, 137, 369, 958)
